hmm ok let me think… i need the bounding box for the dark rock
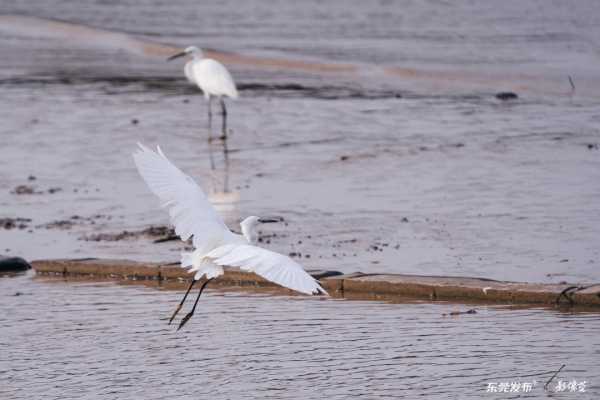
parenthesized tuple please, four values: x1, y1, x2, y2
(0, 256, 32, 272)
(495, 92, 518, 101)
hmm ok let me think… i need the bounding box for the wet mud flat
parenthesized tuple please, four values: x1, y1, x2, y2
(32, 258, 600, 308)
(1, 3, 600, 284)
(2, 73, 600, 284)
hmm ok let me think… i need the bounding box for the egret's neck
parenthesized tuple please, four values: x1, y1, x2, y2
(241, 222, 258, 244)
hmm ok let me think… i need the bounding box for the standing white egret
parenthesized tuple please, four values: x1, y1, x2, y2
(167, 46, 238, 141)
(133, 143, 327, 331)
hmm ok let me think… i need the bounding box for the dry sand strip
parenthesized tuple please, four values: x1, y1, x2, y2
(31, 258, 600, 308)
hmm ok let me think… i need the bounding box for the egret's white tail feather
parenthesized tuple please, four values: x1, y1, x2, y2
(180, 251, 224, 280)
(192, 261, 224, 280)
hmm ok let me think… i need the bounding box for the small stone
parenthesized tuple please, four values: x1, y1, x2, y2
(495, 92, 518, 100)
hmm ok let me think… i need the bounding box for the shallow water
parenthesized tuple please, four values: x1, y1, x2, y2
(1, 273, 599, 399)
(0, 1, 599, 283)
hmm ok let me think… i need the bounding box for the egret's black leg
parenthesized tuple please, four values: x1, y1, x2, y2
(177, 278, 214, 331)
(168, 279, 197, 325)
(220, 98, 227, 140)
(207, 96, 214, 142)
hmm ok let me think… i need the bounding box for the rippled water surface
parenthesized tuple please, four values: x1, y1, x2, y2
(1, 274, 599, 399)
(1, 1, 599, 282)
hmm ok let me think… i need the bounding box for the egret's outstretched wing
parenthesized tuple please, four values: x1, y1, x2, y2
(132, 143, 231, 248)
(206, 244, 327, 295)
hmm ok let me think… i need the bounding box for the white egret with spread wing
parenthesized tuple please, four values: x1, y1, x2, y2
(167, 46, 238, 141)
(133, 143, 327, 331)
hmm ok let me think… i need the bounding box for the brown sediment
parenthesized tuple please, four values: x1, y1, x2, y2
(31, 258, 600, 309)
(0, 217, 32, 230)
(80, 225, 176, 242)
(205, 52, 356, 74)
